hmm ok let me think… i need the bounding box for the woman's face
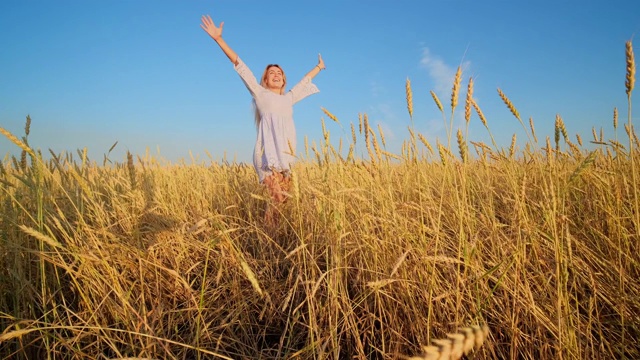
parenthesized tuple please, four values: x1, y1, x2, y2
(265, 66, 284, 91)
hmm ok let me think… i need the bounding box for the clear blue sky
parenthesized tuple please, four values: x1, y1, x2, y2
(1, 1, 639, 164)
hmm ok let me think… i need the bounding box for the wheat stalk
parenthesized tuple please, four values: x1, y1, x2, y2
(377, 124, 386, 147)
(406, 325, 489, 360)
(546, 136, 553, 165)
(381, 150, 402, 161)
(321, 118, 329, 142)
(554, 116, 561, 153)
(370, 127, 382, 162)
(626, 40, 635, 98)
(350, 123, 357, 146)
(557, 114, 569, 142)
(614, 107, 619, 130)
(406, 78, 414, 120)
(430, 90, 443, 113)
(364, 113, 370, 147)
(456, 129, 468, 163)
(0, 127, 35, 157)
(24, 114, 31, 137)
(287, 139, 295, 157)
(471, 100, 488, 128)
(437, 141, 449, 166)
(464, 77, 474, 124)
(127, 151, 136, 189)
(451, 66, 462, 111)
(529, 117, 538, 143)
(321, 107, 340, 124)
(509, 133, 517, 159)
(497, 88, 522, 122)
(418, 133, 434, 155)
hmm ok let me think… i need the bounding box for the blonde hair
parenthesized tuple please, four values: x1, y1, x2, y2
(254, 64, 287, 128)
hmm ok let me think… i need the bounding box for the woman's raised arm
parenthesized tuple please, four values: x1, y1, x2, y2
(303, 53, 326, 80)
(200, 15, 239, 65)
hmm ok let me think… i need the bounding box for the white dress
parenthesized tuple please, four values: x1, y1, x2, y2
(234, 57, 319, 182)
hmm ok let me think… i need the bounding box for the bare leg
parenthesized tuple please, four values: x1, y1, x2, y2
(263, 172, 291, 226)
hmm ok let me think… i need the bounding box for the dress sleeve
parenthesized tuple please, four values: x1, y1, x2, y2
(234, 57, 261, 97)
(289, 76, 319, 104)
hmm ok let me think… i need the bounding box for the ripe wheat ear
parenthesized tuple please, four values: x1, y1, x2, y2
(405, 325, 489, 360)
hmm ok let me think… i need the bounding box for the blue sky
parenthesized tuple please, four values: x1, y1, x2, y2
(1, 1, 640, 164)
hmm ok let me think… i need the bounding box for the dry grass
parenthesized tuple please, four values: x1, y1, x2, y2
(1, 41, 639, 360)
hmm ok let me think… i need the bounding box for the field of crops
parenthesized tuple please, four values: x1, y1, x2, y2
(1, 42, 638, 360)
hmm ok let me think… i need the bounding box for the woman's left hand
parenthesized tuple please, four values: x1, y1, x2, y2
(317, 53, 326, 70)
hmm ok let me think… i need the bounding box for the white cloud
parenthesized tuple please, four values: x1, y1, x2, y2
(420, 48, 471, 101)
(370, 80, 385, 98)
(420, 47, 473, 135)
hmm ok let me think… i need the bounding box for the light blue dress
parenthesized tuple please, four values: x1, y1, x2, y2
(234, 58, 319, 182)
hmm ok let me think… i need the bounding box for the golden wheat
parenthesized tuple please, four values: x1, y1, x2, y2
(437, 141, 448, 166)
(321, 117, 329, 142)
(377, 123, 386, 147)
(626, 40, 635, 97)
(546, 136, 552, 164)
(430, 90, 444, 113)
(406, 77, 414, 120)
(364, 113, 370, 146)
(2, 38, 639, 360)
(0, 127, 35, 157)
(350, 123, 357, 145)
(287, 139, 295, 157)
(380, 150, 401, 161)
(126, 151, 136, 188)
(471, 99, 487, 128)
(451, 66, 462, 110)
(370, 126, 382, 162)
(554, 116, 561, 152)
(406, 325, 489, 360)
(24, 114, 31, 137)
(418, 133, 434, 155)
(509, 133, 517, 159)
(321, 107, 340, 124)
(456, 129, 468, 162)
(529, 117, 538, 143)
(557, 114, 569, 142)
(464, 77, 474, 124)
(497, 88, 521, 121)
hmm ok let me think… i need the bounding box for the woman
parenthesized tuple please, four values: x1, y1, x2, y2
(200, 14, 325, 220)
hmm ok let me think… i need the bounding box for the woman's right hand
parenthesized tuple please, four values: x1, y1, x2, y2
(201, 15, 224, 41)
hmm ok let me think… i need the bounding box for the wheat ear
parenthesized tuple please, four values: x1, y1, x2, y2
(321, 107, 340, 124)
(406, 325, 489, 360)
(626, 40, 635, 98)
(0, 127, 35, 157)
(430, 90, 444, 113)
(451, 66, 462, 110)
(464, 77, 473, 124)
(406, 78, 414, 120)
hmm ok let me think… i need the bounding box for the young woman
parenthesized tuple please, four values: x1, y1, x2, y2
(200, 14, 325, 220)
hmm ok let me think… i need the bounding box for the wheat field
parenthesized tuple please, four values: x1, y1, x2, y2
(0, 42, 639, 360)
